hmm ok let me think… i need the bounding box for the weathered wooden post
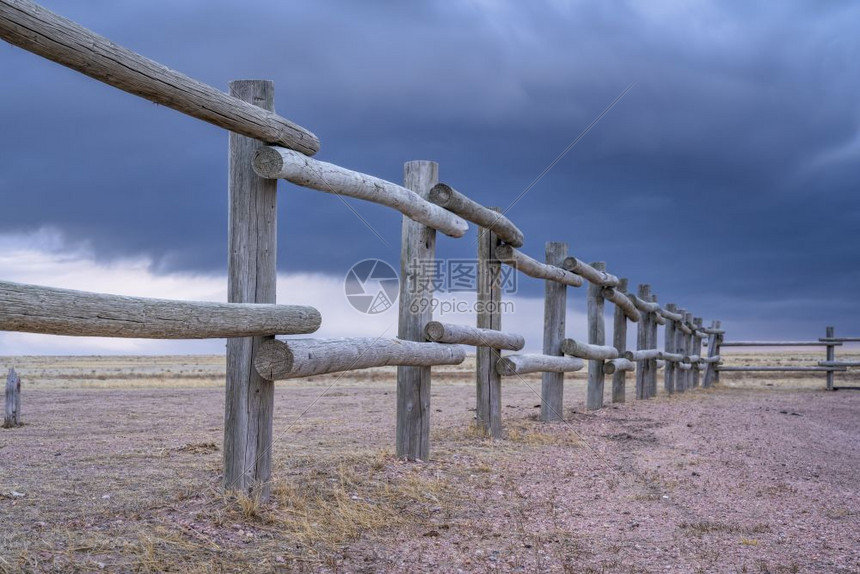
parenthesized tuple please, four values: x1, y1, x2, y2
(224, 80, 278, 501)
(683, 311, 694, 392)
(702, 320, 721, 387)
(3, 368, 21, 428)
(586, 261, 606, 410)
(476, 209, 503, 437)
(825, 325, 835, 391)
(541, 242, 568, 421)
(692, 317, 703, 388)
(664, 303, 677, 394)
(675, 308, 688, 392)
(397, 161, 438, 459)
(635, 284, 651, 400)
(713, 321, 722, 385)
(647, 293, 660, 398)
(611, 278, 630, 403)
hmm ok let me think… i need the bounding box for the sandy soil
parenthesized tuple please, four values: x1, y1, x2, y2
(0, 353, 858, 573)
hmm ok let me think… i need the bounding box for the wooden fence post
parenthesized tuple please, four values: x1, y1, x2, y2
(825, 325, 835, 391)
(476, 209, 503, 437)
(635, 284, 651, 400)
(713, 321, 722, 385)
(611, 278, 629, 403)
(224, 80, 278, 501)
(541, 242, 568, 421)
(397, 161, 439, 459)
(683, 311, 693, 392)
(586, 261, 606, 410)
(664, 303, 677, 394)
(702, 320, 721, 387)
(647, 293, 659, 398)
(3, 368, 20, 428)
(692, 317, 703, 388)
(675, 308, 688, 392)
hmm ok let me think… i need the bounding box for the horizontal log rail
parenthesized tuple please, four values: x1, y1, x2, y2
(658, 307, 683, 322)
(0, 0, 320, 155)
(496, 354, 585, 376)
(684, 354, 701, 363)
(495, 245, 584, 287)
(561, 338, 619, 360)
(603, 358, 635, 374)
(676, 362, 692, 371)
(624, 349, 661, 361)
(629, 294, 660, 313)
(601, 287, 640, 322)
(700, 356, 721, 364)
(717, 366, 847, 372)
(660, 352, 686, 362)
(428, 184, 524, 247)
(819, 337, 860, 343)
(254, 337, 466, 380)
(720, 341, 842, 347)
(253, 146, 468, 237)
(700, 327, 726, 335)
(562, 257, 619, 287)
(818, 361, 860, 368)
(424, 321, 524, 351)
(0, 280, 320, 338)
(677, 321, 693, 335)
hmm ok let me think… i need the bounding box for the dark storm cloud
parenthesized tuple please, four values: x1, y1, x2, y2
(2, 0, 860, 337)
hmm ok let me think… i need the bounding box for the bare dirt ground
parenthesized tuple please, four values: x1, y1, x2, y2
(1, 351, 859, 573)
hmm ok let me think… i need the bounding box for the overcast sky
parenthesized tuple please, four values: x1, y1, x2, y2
(2, 0, 860, 354)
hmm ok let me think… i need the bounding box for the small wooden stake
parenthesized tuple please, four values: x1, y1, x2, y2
(612, 278, 630, 403)
(586, 261, 607, 410)
(541, 242, 568, 421)
(476, 208, 503, 437)
(702, 320, 721, 387)
(397, 161, 438, 459)
(3, 368, 21, 428)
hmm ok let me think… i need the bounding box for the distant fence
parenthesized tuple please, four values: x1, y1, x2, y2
(4, 0, 836, 501)
(717, 326, 860, 391)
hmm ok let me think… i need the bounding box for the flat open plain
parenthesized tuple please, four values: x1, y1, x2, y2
(1, 351, 858, 573)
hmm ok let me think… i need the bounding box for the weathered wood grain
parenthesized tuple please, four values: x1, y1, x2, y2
(825, 326, 836, 391)
(635, 284, 651, 400)
(602, 286, 640, 322)
(663, 303, 677, 394)
(611, 278, 630, 403)
(224, 80, 278, 501)
(476, 211, 504, 437)
(397, 161, 438, 460)
(254, 338, 466, 380)
(425, 321, 524, 351)
(624, 349, 662, 361)
(561, 257, 619, 287)
(561, 338, 619, 360)
(254, 147, 467, 238)
(541, 242, 569, 421)
(604, 358, 635, 375)
(586, 262, 607, 410)
(428, 184, 524, 247)
(498, 354, 585, 376)
(645, 293, 660, 397)
(0, 0, 319, 155)
(3, 368, 20, 428)
(496, 245, 583, 288)
(0, 280, 320, 338)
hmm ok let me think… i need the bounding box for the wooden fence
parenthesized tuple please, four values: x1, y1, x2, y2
(717, 326, 860, 391)
(1, 0, 838, 501)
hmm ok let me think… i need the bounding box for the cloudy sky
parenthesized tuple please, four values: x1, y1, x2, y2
(2, 0, 859, 354)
